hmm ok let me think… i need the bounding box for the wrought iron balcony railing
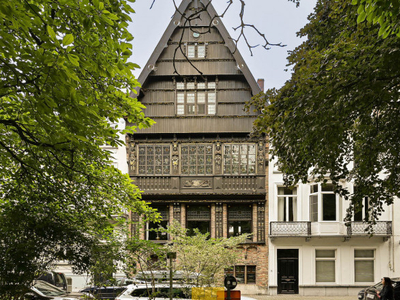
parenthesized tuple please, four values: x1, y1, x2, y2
(347, 221, 392, 236)
(270, 221, 311, 237)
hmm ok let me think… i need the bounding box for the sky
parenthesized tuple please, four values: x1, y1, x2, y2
(128, 0, 318, 90)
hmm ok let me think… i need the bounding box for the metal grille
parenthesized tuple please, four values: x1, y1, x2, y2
(186, 209, 211, 221)
(347, 221, 392, 235)
(270, 221, 311, 236)
(228, 208, 252, 220)
(154, 206, 169, 220)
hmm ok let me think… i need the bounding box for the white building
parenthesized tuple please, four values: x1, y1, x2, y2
(268, 156, 399, 296)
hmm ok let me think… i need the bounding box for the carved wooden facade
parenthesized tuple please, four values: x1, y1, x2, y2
(126, 0, 268, 293)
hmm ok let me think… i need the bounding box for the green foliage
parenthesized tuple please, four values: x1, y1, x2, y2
(353, 0, 400, 38)
(248, 0, 400, 226)
(0, 0, 155, 295)
(126, 221, 248, 288)
(166, 221, 249, 287)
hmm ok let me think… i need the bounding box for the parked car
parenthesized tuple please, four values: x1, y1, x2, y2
(115, 278, 145, 286)
(80, 278, 144, 300)
(134, 271, 199, 283)
(357, 277, 400, 300)
(37, 271, 68, 291)
(115, 284, 257, 300)
(115, 283, 192, 300)
(24, 280, 78, 300)
(80, 286, 127, 300)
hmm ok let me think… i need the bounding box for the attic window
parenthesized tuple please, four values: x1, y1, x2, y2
(175, 79, 217, 116)
(186, 43, 207, 59)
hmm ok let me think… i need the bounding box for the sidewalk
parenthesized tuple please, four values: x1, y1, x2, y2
(244, 295, 355, 300)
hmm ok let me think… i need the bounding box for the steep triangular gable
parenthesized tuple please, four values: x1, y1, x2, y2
(136, 0, 261, 96)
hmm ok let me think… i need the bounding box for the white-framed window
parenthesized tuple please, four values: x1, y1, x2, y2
(354, 249, 375, 282)
(277, 187, 297, 222)
(316, 249, 336, 282)
(186, 43, 206, 58)
(353, 188, 370, 221)
(175, 80, 216, 115)
(309, 183, 338, 222)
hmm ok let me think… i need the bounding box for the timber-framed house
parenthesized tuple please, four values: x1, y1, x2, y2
(126, 0, 267, 294)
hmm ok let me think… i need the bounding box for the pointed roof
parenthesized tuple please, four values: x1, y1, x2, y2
(136, 0, 261, 96)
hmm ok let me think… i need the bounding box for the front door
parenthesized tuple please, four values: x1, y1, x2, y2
(277, 249, 299, 294)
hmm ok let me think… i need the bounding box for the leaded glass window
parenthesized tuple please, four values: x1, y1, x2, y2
(181, 144, 213, 175)
(224, 144, 256, 175)
(138, 145, 171, 175)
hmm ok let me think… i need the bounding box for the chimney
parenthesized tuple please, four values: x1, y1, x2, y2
(257, 78, 264, 92)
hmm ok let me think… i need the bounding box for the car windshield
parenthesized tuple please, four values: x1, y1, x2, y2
(34, 281, 66, 296)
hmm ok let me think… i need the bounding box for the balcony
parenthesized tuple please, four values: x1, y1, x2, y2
(270, 221, 311, 238)
(132, 175, 266, 195)
(347, 221, 392, 237)
(269, 221, 392, 241)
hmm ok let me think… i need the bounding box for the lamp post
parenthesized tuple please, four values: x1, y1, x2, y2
(167, 252, 176, 300)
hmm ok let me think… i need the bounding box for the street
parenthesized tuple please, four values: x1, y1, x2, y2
(245, 295, 355, 300)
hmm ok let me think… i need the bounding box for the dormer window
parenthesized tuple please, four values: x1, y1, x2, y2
(175, 79, 216, 116)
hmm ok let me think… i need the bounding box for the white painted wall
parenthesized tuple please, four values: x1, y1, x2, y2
(268, 154, 399, 296)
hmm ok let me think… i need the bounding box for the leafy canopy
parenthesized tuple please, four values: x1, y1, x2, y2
(0, 0, 155, 295)
(353, 0, 400, 38)
(248, 0, 400, 224)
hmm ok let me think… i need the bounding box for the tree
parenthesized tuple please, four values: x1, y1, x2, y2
(0, 0, 156, 296)
(247, 0, 400, 226)
(165, 221, 248, 287)
(353, 0, 400, 38)
(126, 221, 248, 288)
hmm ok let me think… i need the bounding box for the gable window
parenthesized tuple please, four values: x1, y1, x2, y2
(181, 144, 213, 175)
(277, 187, 297, 222)
(228, 204, 252, 237)
(354, 249, 374, 282)
(309, 183, 337, 222)
(224, 144, 256, 175)
(186, 43, 206, 58)
(176, 80, 216, 116)
(146, 205, 169, 241)
(186, 205, 210, 236)
(316, 249, 336, 282)
(138, 145, 170, 175)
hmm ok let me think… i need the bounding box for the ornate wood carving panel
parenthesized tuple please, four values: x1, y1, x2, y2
(257, 202, 266, 242)
(215, 203, 223, 238)
(173, 202, 181, 223)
